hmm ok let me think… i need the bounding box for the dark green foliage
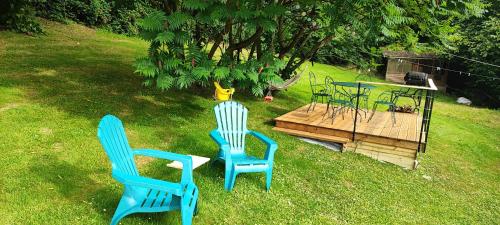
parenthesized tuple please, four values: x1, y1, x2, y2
(34, 0, 112, 26)
(134, 7, 285, 96)
(449, 3, 499, 108)
(1, 0, 158, 35)
(134, 0, 486, 97)
(316, 0, 487, 76)
(0, 0, 43, 34)
(33, 0, 159, 35)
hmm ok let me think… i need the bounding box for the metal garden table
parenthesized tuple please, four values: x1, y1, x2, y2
(332, 81, 376, 120)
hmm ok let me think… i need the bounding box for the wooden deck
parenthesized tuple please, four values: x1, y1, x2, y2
(273, 104, 424, 168)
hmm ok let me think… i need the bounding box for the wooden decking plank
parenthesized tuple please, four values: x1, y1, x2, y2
(273, 103, 426, 169)
(357, 143, 415, 158)
(380, 119, 393, 138)
(396, 113, 409, 140)
(273, 127, 351, 144)
(397, 113, 414, 139)
(274, 104, 420, 144)
(388, 113, 403, 139)
(369, 112, 386, 136)
(408, 114, 418, 141)
(360, 141, 417, 154)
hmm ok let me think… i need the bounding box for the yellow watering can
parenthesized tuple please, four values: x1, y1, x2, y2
(214, 82, 235, 101)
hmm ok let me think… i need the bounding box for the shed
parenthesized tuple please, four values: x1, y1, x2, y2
(383, 50, 448, 91)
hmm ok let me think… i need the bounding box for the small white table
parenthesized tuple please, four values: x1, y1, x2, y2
(167, 155, 210, 170)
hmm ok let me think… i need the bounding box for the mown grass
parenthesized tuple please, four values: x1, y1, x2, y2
(0, 20, 499, 224)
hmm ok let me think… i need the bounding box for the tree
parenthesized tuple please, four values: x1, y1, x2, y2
(450, 2, 499, 107)
(134, 0, 486, 96)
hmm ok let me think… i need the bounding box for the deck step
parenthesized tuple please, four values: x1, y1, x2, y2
(273, 127, 351, 144)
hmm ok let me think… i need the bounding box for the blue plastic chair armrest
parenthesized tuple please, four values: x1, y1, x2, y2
(209, 129, 231, 156)
(247, 130, 278, 161)
(181, 182, 198, 210)
(248, 130, 277, 147)
(112, 171, 183, 196)
(133, 149, 192, 164)
(133, 149, 193, 184)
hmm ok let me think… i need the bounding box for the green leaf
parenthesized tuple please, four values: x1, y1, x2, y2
(257, 18, 277, 32)
(155, 31, 175, 44)
(192, 67, 211, 79)
(272, 59, 286, 70)
(214, 67, 230, 80)
(167, 12, 192, 30)
(176, 75, 195, 89)
(157, 74, 174, 90)
(134, 57, 158, 77)
(247, 71, 259, 84)
(140, 30, 161, 41)
(235, 8, 253, 20)
(164, 58, 182, 70)
(138, 10, 166, 31)
(262, 4, 287, 18)
(182, 0, 210, 10)
(251, 83, 264, 97)
(231, 68, 246, 81)
(174, 31, 190, 45)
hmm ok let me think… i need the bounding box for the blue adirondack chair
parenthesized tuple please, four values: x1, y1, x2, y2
(209, 101, 278, 191)
(97, 115, 198, 225)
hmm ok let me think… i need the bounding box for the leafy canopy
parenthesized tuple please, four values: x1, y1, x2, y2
(134, 0, 485, 96)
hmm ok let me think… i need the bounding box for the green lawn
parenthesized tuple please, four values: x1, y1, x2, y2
(0, 20, 499, 224)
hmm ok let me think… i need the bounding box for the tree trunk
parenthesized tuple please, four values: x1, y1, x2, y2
(278, 26, 307, 59)
(248, 43, 256, 60)
(281, 34, 334, 79)
(256, 37, 262, 60)
(290, 35, 334, 74)
(227, 27, 263, 52)
(208, 35, 223, 60)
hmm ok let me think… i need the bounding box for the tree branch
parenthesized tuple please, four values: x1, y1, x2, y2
(227, 27, 263, 52)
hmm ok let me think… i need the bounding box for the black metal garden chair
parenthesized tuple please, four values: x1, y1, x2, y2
(307, 72, 330, 112)
(324, 76, 356, 123)
(392, 88, 423, 114)
(368, 91, 397, 125)
(391, 71, 428, 114)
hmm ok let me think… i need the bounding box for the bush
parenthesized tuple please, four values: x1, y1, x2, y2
(33, 0, 154, 35)
(0, 0, 43, 34)
(107, 0, 157, 35)
(34, 0, 112, 27)
(2, 0, 156, 35)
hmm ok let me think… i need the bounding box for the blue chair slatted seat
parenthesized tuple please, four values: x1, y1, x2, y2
(97, 115, 198, 225)
(209, 101, 278, 191)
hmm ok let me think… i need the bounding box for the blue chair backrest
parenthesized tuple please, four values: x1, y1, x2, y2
(214, 101, 248, 152)
(97, 115, 139, 176)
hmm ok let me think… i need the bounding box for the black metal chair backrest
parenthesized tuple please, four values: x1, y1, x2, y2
(325, 76, 350, 102)
(309, 72, 319, 94)
(324, 76, 334, 95)
(397, 88, 423, 97)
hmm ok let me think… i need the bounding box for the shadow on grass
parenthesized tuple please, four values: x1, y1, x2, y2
(1, 56, 213, 126)
(1, 30, 284, 222)
(29, 154, 97, 198)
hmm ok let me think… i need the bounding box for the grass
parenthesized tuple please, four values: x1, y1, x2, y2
(0, 20, 499, 224)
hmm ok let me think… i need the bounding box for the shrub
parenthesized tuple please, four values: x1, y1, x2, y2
(32, 0, 154, 35)
(34, 0, 112, 27)
(0, 0, 43, 34)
